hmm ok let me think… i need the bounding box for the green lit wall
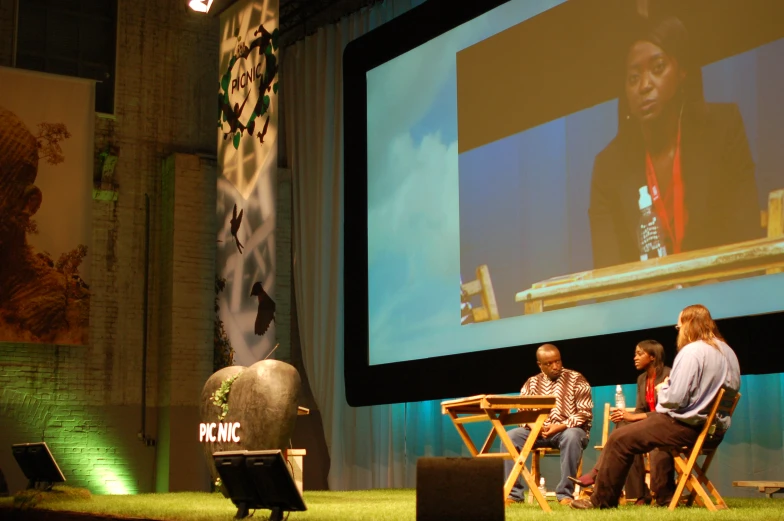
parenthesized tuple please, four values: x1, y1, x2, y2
(0, 343, 149, 494)
(0, 0, 221, 497)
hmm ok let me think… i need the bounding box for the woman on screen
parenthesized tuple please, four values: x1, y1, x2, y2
(588, 15, 763, 269)
(571, 340, 672, 506)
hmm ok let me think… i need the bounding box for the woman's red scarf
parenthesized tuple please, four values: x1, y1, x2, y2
(645, 121, 686, 253)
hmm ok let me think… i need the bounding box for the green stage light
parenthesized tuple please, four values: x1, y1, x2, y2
(92, 467, 136, 495)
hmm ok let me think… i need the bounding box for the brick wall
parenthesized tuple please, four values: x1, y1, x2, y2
(156, 153, 216, 492)
(0, 0, 229, 494)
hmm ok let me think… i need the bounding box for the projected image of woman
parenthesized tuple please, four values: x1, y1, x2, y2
(588, 15, 763, 269)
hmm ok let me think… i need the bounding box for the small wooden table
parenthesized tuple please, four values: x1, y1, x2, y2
(516, 189, 784, 314)
(732, 481, 784, 498)
(441, 394, 556, 512)
(285, 406, 311, 494)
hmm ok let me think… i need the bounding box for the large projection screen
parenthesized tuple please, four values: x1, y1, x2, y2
(344, 0, 784, 406)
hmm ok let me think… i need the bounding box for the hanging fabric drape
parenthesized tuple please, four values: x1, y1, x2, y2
(282, 0, 455, 489)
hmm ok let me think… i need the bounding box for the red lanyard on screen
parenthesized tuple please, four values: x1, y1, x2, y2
(645, 124, 684, 253)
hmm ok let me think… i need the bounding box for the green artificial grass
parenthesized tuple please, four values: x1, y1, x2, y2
(1, 488, 783, 521)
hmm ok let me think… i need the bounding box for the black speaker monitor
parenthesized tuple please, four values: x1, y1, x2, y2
(416, 457, 504, 521)
(214, 449, 306, 520)
(11, 442, 65, 491)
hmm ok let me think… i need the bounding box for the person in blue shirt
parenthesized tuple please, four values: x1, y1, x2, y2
(571, 304, 741, 509)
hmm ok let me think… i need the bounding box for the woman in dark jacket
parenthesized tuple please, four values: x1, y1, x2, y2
(571, 340, 671, 505)
(589, 15, 762, 269)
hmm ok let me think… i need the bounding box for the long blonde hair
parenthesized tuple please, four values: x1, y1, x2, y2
(677, 304, 724, 350)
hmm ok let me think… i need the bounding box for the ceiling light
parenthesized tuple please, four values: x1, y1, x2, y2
(189, 0, 214, 13)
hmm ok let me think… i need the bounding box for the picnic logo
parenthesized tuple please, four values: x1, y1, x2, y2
(218, 23, 279, 150)
(199, 422, 241, 443)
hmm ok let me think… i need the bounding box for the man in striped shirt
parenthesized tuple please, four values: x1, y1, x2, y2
(504, 344, 593, 506)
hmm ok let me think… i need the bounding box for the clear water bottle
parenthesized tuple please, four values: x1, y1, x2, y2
(637, 186, 668, 261)
(538, 476, 547, 497)
(615, 384, 626, 410)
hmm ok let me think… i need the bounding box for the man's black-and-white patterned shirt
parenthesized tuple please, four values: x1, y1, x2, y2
(520, 368, 593, 432)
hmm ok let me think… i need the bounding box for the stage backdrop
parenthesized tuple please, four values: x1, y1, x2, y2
(216, 0, 280, 365)
(0, 67, 94, 346)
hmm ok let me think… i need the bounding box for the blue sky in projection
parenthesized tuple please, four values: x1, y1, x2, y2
(366, 1, 784, 366)
(367, 0, 565, 365)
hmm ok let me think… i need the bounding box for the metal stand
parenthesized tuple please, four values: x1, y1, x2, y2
(234, 502, 249, 519)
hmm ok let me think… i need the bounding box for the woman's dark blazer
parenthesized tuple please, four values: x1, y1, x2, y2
(634, 366, 672, 415)
(589, 102, 763, 269)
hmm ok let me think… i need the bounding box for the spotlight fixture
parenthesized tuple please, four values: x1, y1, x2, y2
(11, 442, 65, 491)
(213, 450, 306, 520)
(188, 0, 214, 13)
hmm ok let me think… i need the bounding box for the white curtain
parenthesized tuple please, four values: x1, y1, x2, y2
(280, 0, 481, 489)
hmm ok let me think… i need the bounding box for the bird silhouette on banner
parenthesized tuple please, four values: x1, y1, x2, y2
(250, 281, 275, 336)
(230, 204, 244, 254)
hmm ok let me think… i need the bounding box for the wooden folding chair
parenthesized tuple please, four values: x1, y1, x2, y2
(666, 389, 741, 511)
(527, 447, 583, 503)
(761, 188, 783, 239)
(590, 403, 648, 504)
(595, 403, 639, 450)
(461, 264, 500, 322)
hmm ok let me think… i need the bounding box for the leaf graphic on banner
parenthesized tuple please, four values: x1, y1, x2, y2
(273, 82, 278, 94)
(266, 54, 277, 82)
(217, 15, 279, 201)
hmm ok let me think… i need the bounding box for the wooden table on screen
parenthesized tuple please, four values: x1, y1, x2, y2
(515, 235, 784, 314)
(441, 394, 556, 512)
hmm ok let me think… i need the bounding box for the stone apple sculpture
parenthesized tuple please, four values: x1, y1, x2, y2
(200, 359, 302, 485)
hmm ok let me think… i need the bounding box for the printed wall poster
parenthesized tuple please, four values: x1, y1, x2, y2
(0, 67, 94, 345)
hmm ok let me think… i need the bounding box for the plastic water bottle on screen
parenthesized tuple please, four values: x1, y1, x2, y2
(615, 385, 626, 410)
(538, 477, 547, 497)
(637, 186, 668, 261)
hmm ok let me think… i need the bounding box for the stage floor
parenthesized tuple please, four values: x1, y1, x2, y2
(1, 489, 783, 520)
